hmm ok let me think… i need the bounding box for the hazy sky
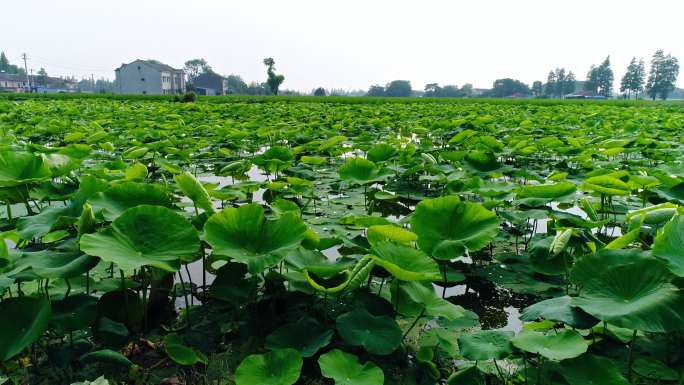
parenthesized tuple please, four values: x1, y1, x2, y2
(3, 0, 683, 91)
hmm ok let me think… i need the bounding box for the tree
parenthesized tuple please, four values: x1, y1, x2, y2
(424, 83, 461, 98)
(565, 71, 576, 95)
(621, 57, 645, 99)
(646, 50, 680, 100)
(225, 74, 248, 94)
(0, 52, 9, 72)
(440, 85, 461, 97)
(596, 57, 614, 97)
(531, 81, 543, 97)
(384, 80, 412, 97)
(263, 57, 285, 95)
(460, 83, 473, 97)
(313, 87, 327, 96)
(183, 59, 211, 82)
(584, 65, 598, 93)
(424, 83, 441, 97)
(487, 78, 530, 98)
(367, 85, 385, 97)
(545, 71, 557, 97)
(36, 68, 48, 86)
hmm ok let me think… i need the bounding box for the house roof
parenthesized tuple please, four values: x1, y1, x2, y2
(115, 59, 183, 73)
(0, 73, 26, 82)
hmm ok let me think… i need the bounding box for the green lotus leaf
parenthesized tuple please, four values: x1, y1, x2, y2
(554, 353, 629, 385)
(367, 143, 397, 163)
(318, 349, 384, 385)
(338, 157, 388, 185)
(517, 182, 576, 201)
(0, 296, 51, 361)
(0, 151, 51, 187)
(164, 333, 208, 366)
(299, 156, 326, 166)
(457, 330, 514, 361)
(570, 249, 684, 332)
(528, 237, 572, 276)
(511, 330, 587, 361)
(411, 196, 499, 260)
(632, 357, 680, 381)
(80, 205, 200, 272)
(80, 349, 132, 368)
(203, 203, 307, 274)
(464, 150, 501, 172)
(174, 172, 215, 215)
(394, 281, 468, 320)
(210, 262, 258, 304)
(7, 249, 99, 279)
(265, 317, 333, 357)
(336, 308, 402, 355)
(370, 241, 440, 281)
(367, 225, 417, 246)
(652, 214, 684, 276)
(581, 175, 630, 196)
(521, 296, 598, 329)
(235, 348, 302, 385)
(50, 294, 98, 333)
(285, 248, 351, 277)
(446, 366, 485, 385)
(89, 182, 172, 221)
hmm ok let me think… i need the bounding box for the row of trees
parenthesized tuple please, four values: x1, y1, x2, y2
(537, 51, 679, 100)
(0, 52, 26, 76)
(367, 80, 413, 97)
(183, 57, 286, 95)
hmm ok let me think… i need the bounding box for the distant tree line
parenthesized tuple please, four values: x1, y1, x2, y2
(0, 52, 26, 76)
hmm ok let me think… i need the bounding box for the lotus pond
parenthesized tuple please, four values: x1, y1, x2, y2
(1, 97, 684, 385)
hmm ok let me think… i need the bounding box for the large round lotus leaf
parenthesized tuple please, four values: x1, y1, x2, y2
(367, 143, 397, 163)
(395, 281, 468, 321)
(338, 158, 387, 185)
(97, 289, 144, 328)
(411, 196, 499, 260)
(318, 349, 384, 385)
(652, 214, 684, 277)
(203, 203, 307, 274)
(521, 296, 598, 329)
(464, 150, 501, 172)
(457, 330, 513, 361)
(50, 294, 98, 333)
(517, 182, 576, 200)
(89, 182, 173, 221)
(0, 296, 51, 361)
(173, 172, 215, 215)
(632, 357, 680, 381)
(511, 330, 587, 361)
(581, 175, 630, 196)
(446, 366, 485, 385)
(554, 354, 629, 385)
(80, 205, 200, 272)
(336, 308, 402, 355)
(265, 318, 333, 357)
(370, 241, 441, 281)
(570, 249, 684, 332)
(210, 262, 258, 304)
(235, 348, 302, 385)
(7, 250, 99, 280)
(367, 225, 417, 246)
(528, 237, 572, 276)
(0, 151, 52, 187)
(164, 333, 208, 366)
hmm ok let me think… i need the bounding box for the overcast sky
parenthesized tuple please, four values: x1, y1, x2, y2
(3, 0, 683, 91)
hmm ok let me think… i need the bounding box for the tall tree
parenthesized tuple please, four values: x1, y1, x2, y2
(183, 59, 211, 82)
(36, 68, 48, 86)
(313, 87, 326, 96)
(460, 83, 473, 97)
(620, 57, 645, 99)
(585, 65, 598, 93)
(646, 50, 680, 100)
(596, 56, 614, 97)
(367, 85, 385, 97)
(0, 52, 9, 72)
(545, 71, 557, 97)
(263, 57, 285, 95)
(384, 80, 412, 97)
(531, 81, 543, 97)
(488, 78, 530, 97)
(565, 71, 576, 95)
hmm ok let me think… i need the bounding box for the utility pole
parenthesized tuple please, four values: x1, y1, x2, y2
(21, 53, 30, 92)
